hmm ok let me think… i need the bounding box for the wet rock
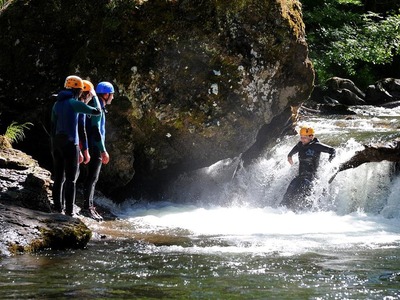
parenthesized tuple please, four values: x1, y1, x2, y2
(309, 77, 366, 107)
(0, 204, 91, 256)
(326, 77, 366, 100)
(0, 146, 52, 212)
(365, 78, 400, 105)
(0, 141, 92, 256)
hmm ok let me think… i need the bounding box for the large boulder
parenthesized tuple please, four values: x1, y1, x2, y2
(315, 77, 366, 106)
(0, 139, 92, 256)
(0, 204, 92, 256)
(0, 0, 314, 199)
(365, 78, 400, 105)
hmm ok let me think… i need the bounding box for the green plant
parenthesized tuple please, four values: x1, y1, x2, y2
(326, 12, 400, 76)
(4, 122, 33, 144)
(302, 0, 400, 87)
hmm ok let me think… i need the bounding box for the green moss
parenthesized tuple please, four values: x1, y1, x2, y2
(7, 243, 26, 255)
(40, 222, 92, 250)
(280, 0, 305, 40)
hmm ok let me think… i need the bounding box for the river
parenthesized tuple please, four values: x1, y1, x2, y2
(1, 106, 400, 299)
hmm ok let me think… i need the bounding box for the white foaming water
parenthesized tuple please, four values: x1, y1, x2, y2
(99, 203, 400, 256)
(94, 108, 400, 256)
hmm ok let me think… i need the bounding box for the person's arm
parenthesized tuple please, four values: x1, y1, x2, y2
(87, 102, 107, 153)
(89, 118, 109, 164)
(78, 115, 90, 164)
(50, 105, 57, 137)
(71, 99, 101, 116)
(315, 143, 336, 161)
(287, 143, 300, 165)
(78, 115, 88, 150)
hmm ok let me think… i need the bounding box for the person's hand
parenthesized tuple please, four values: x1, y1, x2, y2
(92, 107, 101, 115)
(287, 156, 293, 165)
(101, 151, 110, 164)
(83, 149, 90, 164)
(328, 154, 335, 162)
(90, 88, 97, 98)
(79, 151, 84, 164)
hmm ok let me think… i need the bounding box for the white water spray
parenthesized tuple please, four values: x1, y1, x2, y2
(94, 106, 400, 255)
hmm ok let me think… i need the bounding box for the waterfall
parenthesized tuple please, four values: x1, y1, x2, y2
(162, 105, 400, 217)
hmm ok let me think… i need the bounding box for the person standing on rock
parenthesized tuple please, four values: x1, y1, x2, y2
(81, 81, 114, 221)
(78, 79, 97, 165)
(281, 126, 335, 211)
(51, 75, 101, 216)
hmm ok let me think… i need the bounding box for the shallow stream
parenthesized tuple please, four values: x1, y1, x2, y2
(1, 106, 400, 299)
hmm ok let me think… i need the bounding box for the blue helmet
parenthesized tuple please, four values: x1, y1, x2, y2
(95, 81, 115, 94)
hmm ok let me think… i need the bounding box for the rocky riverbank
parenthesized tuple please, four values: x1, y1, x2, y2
(0, 137, 92, 256)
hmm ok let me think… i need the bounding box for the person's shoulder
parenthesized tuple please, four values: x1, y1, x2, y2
(57, 90, 73, 101)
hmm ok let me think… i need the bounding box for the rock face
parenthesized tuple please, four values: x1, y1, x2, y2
(0, 0, 314, 199)
(0, 139, 91, 256)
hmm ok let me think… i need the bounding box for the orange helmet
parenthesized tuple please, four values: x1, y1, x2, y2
(299, 126, 315, 136)
(82, 80, 94, 92)
(64, 75, 84, 89)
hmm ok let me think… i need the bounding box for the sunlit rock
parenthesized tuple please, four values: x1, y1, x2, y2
(0, 0, 314, 199)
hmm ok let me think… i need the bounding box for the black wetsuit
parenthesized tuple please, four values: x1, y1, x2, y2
(51, 90, 100, 215)
(281, 138, 335, 210)
(83, 96, 106, 210)
(288, 138, 336, 179)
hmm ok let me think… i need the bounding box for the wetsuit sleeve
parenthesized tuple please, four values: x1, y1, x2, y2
(50, 104, 57, 137)
(89, 115, 106, 153)
(288, 142, 301, 157)
(87, 97, 106, 153)
(315, 143, 336, 161)
(71, 100, 101, 115)
(78, 114, 88, 150)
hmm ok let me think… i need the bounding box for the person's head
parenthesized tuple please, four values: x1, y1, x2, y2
(64, 75, 83, 99)
(95, 81, 114, 105)
(80, 80, 95, 103)
(299, 126, 315, 145)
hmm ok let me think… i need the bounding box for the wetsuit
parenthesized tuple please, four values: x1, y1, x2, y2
(51, 90, 100, 215)
(281, 138, 335, 210)
(78, 113, 89, 153)
(83, 95, 107, 210)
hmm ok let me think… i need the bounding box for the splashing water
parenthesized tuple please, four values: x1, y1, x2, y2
(2, 105, 400, 299)
(91, 105, 400, 257)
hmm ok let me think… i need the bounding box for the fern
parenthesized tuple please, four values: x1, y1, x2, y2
(4, 122, 33, 144)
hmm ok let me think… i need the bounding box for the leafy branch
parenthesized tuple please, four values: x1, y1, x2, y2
(326, 12, 400, 75)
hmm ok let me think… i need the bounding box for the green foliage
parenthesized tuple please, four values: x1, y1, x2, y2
(4, 122, 33, 144)
(325, 12, 400, 75)
(302, 0, 400, 87)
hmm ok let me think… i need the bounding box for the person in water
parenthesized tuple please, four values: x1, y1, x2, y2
(281, 126, 336, 210)
(51, 75, 101, 216)
(81, 81, 114, 221)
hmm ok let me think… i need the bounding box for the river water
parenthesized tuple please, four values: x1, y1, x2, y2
(1, 106, 400, 299)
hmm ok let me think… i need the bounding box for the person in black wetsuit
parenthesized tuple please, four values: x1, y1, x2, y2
(51, 75, 101, 216)
(81, 81, 114, 221)
(77, 80, 96, 165)
(281, 126, 335, 211)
